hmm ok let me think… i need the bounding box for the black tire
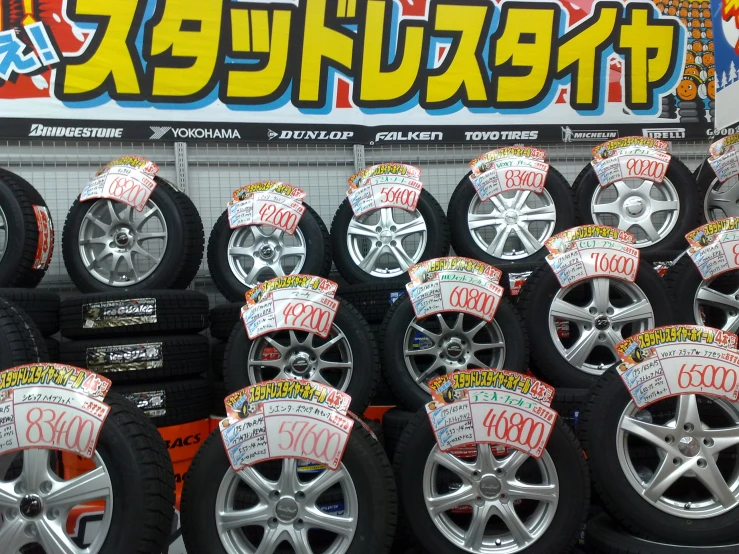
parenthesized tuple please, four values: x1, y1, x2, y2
(207, 202, 332, 301)
(0, 168, 54, 288)
(112, 378, 211, 427)
(448, 167, 575, 265)
(59, 290, 209, 339)
(330, 189, 450, 284)
(584, 512, 739, 553)
(211, 379, 226, 416)
(364, 418, 385, 446)
(62, 177, 204, 292)
(0, 296, 48, 367)
(695, 157, 738, 223)
(380, 294, 528, 410)
(583, 370, 739, 545)
(663, 254, 729, 328)
(59, 334, 209, 382)
(518, 262, 673, 388)
(0, 289, 59, 336)
(223, 299, 380, 414)
(337, 279, 408, 323)
(181, 424, 398, 554)
(211, 340, 226, 379)
(209, 302, 243, 341)
(382, 408, 415, 461)
(572, 158, 700, 255)
(394, 410, 589, 554)
(495, 261, 547, 298)
(44, 337, 59, 362)
(551, 388, 590, 437)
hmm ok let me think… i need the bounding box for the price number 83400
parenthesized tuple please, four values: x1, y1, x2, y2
(21, 406, 100, 456)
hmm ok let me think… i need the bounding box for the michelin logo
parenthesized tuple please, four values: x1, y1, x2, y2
(561, 126, 618, 142)
(30, 124, 123, 138)
(149, 126, 242, 140)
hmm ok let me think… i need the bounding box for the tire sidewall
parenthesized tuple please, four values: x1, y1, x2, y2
(665, 257, 705, 324)
(448, 169, 575, 265)
(330, 190, 449, 284)
(62, 182, 187, 292)
(382, 295, 528, 410)
(0, 180, 33, 284)
(208, 203, 330, 302)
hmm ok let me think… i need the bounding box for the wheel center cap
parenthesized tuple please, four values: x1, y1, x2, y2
(594, 315, 610, 330)
(623, 197, 645, 217)
(20, 495, 43, 519)
(380, 230, 393, 243)
(504, 210, 519, 225)
(114, 228, 133, 247)
(479, 476, 502, 499)
(678, 436, 700, 457)
(260, 245, 274, 259)
(444, 339, 464, 360)
(290, 352, 311, 374)
(275, 498, 299, 523)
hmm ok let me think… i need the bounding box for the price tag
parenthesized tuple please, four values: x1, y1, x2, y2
(406, 257, 503, 322)
(616, 325, 739, 408)
(241, 275, 340, 339)
(228, 192, 306, 235)
(0, 364, 111, 458)
(347, 174, 423, 216)
(349, 163, 421, 189)
(425, 370, 556, 458)
(219, 379, 353, 471)
(545, 225, 639, 287)
(708, 133, 739, 183)
(32, 205, 53, 270)
(685, 218, 739, 279)
(81, 165, 158, 212)
(592, 146, 672, 187)
(232, 181, 307, 202)
(469, 158, 549, 201)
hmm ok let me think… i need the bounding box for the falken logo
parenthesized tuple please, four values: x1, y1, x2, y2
(642, 128, 685, 139)
(149, 126, 242, 140)
(268, 129, 354, 140)
(561, 126, 618, 142)
(30, 124, 123, 139)
(372, 131, 444, 143)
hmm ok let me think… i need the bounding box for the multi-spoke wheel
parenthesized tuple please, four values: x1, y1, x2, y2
(181, 423, 398, 554)
(695, 159, 739, 222)
(380, 294, 527, 410)
(0, 393, 175, 554)
(224, 299, 379, 413)
(63, 178, 204, 292)
(395, 411, 588, 554)
(448, 168, 574, 266)
(519, 262, 673, 388)
(573, 160, 698, 254)
(586, 371, 739, 545)
(208, 203, 331, 301)
(331, 189, 449, 284)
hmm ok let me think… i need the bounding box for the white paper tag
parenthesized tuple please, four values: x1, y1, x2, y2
(708, 151, 739, 183)
(592, 147, 671, 187)
(80, 166, 158, 212)
(470, 158, 549, 201)
(406, 277, 503, 322)
(228, 192, 306, 235)
(347, 174, 422, 216)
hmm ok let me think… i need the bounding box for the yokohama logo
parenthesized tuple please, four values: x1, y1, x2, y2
(149, 126, 242, 140)
(29, 124, 123, 138)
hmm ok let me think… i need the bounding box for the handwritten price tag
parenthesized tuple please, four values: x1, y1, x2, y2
(406, 278, 503, 322)
(708, 133, 739, 183)
(470, 158, 549, 201)
(592, 146, 672, 187)
(687, 228, 739, 279)
(425, 370, 556, 458)
(81, 166, 158, 212)
(228, 192, 306, 235)
(348, 175, 422, 216)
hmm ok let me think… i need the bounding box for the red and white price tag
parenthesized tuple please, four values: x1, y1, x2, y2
(687, 227, 739, 280)
(228, 192, 306, 235)
(708, 133, 739, 183)
(406, 276, 503, 322)
(32, 205, 53, 270)
(470, 158, 549, 201)
(219, 380, 353, 471)
(592, 146, 672, 187)
(80, 166, 158, 212)
(616, 326, 739, 408)
(0, 364, 111, 458)
(545, 226, 639, 287)
(425, 370, 556, 458)
(347, 175, 423, 216)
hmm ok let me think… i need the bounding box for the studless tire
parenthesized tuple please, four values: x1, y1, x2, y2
(0, 168, 54, 287)
(0, 296, 48, 367)
(518, 262, 673, 388)
(330, 190, 450, 284)
(207, 203, 332, 302)
(0, 289, 59, 337)
(181, 424, 398, 554)
(394, 411, 589, 554)
(380, 294, 528, 410)
(573, 159, 699, 255)
(695, 158, 739, 222)
(223, 298, 380, 414)
(584, 370, 739, 545)
(62, 178, 204, 292)
(448, 168, 575, 265)
(0, 392, 175, 554)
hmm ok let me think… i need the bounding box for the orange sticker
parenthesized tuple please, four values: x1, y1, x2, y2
(32, 205, 53, 270)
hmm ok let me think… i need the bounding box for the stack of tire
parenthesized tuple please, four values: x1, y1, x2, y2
(208, 301, 242, 416)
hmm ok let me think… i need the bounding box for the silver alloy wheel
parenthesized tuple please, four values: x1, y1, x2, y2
(423, 444, 559, 554)
(404, 312, 506, 391)
(468, 190, 557, 260)
(248, 327, 353, 391)
(78, 199, 168, 286)
(346, 208, 427, 278)
(694, 276, 739, 332)
(228, 225, 307, 287)
(704, 175, 739, 221)
(0, 204, 7, 263)
(616, 395, 739, 518)
(590, 178, 680, 247)
(0, 449, 113, 553)
(548, 278, 654, 375)
(215, 458, 358, 554)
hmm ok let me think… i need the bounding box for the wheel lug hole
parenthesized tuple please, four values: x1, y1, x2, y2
(375, 241, 382, 247)
(390, 226, 396, 232)
(589, 307, 597, 315)
(269, 490, 280, 500)
(683, 423, 694, 432)
(584, 325, 591, 330)
(296, 492, 305, 500)
(14, 483, 23, 494)
(472, 471, 479, 477)
(25, 523, 37, 537)
(495, 468, 503, 475)
(673, 457, 681, 465)
(704, 438, 714, 447)
(598, 333, 606, 341)
(40, 481, 52, 494)
(390, 240, 397, 247)
(665, 435, 674, 444)
(697, 458, 707, 468)
(375, 226, 382, 232)
(606, 307, 614, 315)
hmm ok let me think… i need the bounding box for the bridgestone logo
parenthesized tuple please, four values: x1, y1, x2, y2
(29, 124, 123, 138)
(149, 126, 241, 140)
